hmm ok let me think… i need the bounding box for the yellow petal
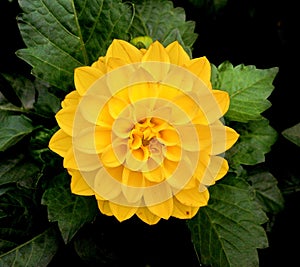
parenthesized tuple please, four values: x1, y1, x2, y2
(162, 158, 178, 178)
(146, 198, 173, 219)
(69, 169, 95, 196)
(91, 56, 106, 73)
(109, 200, 138, 222)
(73, 126, 112, 154)
(122, 168, 145, 203)
(197, 122, 239, 155)
(175, 187, 209, 207)
(94, 167, 122, 199)
(212, 90, 230, 116)
(187, 56, 211, 88)
(107, 96, 129, 119)
(128, 82, 159, 104)
(172, 197, 200, 219)
(142, 41, 170, 80)
(61, 90, 80, 108)
(136, 206, 161, 225)
(157, 128, 180, 146)
(143, 183, 173, 219)
(100, 145, 122, 168)
(64, 147, 102, 171)
(49, 129, 72, 157)
(74, 66, 104, 96)
(97, 200, 113, 216)
(164, 146, 181, 161)
(165, 156, 194, 189)
(143, 165, 165, 183)
(196, 155, 229, 185)
(78, 94, 111, 126)
(165, 41, 190, 66)
(55, 105, 76, 136)
(105, 39, 143, 64)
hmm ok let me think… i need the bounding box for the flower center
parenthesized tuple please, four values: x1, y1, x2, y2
(128, 117, 165, 161)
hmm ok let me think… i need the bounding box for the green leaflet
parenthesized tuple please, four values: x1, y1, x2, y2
(226, 118, 278, 168)
(0, 226, 60, 267)
(0, 114, 34, 152)
(16, 0, 132, 91)
(212, 62, 279, 122)
(129, 0, 198, 56)
(282, 122, 300, 147)
(187, 174, 269, 267)
(247, 171, 284, 214)
(41, 173, 98, 244)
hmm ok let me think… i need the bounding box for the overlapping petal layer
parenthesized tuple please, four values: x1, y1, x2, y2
(49, 39, 239, 224)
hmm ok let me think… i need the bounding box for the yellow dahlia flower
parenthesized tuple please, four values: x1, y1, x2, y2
(49, 39, 239, 225)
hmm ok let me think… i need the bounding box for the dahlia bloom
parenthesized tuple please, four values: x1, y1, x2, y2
(49, 39, 239, 225)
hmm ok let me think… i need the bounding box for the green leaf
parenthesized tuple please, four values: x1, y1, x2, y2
(0, 114, 34, 152)
(187, 174, 268, 267)
(129, 0, 198, 56)
(282, 122, 300, 147)
(1, 73, 35, 110)
(0, 91, 23, 114)
(0, 226, 60, 267)
(41, 173, 98, 243)
(247, 171, 284, 214)
(212, 62, 279, 122)
(16, 0, 132, 91)
(0, 154, 40, 187)
(33, 82, 60, 117)
(226, 118, 278, 168)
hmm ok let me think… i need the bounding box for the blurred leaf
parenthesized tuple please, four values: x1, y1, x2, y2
(0, 91, 23, 114)
(247, 171, 284, 214)
(226, 118, 278, 168)
(16, 0, 132, 91)
(187, 174, 268, 267)
(0, 154, 40, 187)
(212, 62, 279, 122)
(1, 73, 35, 110)
(188, 0, 228, 11)
(282, 122, 300, 147)
(33, 82, 60, 117)
(0, 114, 34, 152)
(41, 173, 98, 243)
(129, 0, 198, 56)
(0, 226, 60, 267)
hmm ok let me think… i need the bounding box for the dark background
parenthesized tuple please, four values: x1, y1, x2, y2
(1, 0, 299, 266)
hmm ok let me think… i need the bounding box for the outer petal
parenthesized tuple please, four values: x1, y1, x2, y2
(136, 206, 161, 225)
(195, 155, 229, 185)
(69, 169, 95, 196)
(55, 105, 76, 136)
(109, 198, 138, 222)
(187, 56, 211, 88)
(64, 147, 102, 171)
(142, 41, 170, 80)
(196, 122, 239, 155)
(212, 90, 230, 116)
(49, 129, 72, 157)
(61, 90, 80, 108)
(74, 66, 104, 96)
(175, 187, 209, 207)
(165, 41, 190, 66)
(143, 183, 173, 219)
(172, 198, 200, 219)
(105, 39, 143, 64)
(97, 200, 113, 216)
